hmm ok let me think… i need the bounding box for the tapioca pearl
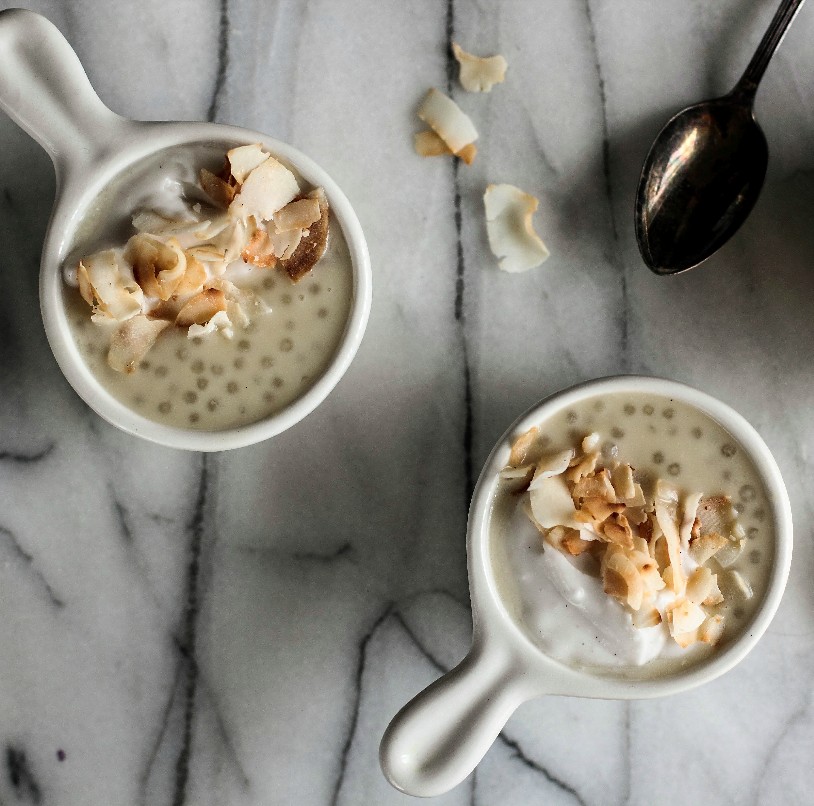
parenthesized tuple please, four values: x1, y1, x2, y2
(191, 359, 205, 374)
(133, 395, 145, 407)
(722, 469, 732, 481)
(272, 376, 284, 389)
(298, 294, 305, 301)
(155, 365, 169, 378)
(141, 360, 152, 371)
(691, 427, 703, 439)
(309, 283, 321, 295)
(285, 320, 295, 331)
(648, 424, 656, 433)
(539, 435, 551, 448)
(158, 401, 172, 414)
(734, 606, 745, 619)
(211, 363, 224, 376)
(749, 549, 761, 564)
(183, 391, 198, 404)
(280, 338, 293, 353)
(652, 451, 664, 465)
(753, 508, 766, 521)
(281, 293, 292, 305)
(721, 443, 736, 458)
(733, 502, 744, 515)
(189, 412, 200, 424)
(238, 339, 251, 352)
(262, 276, 276, 290)
(593, 400, 605, 412)
(261, 356, 274, 368)
(623, 404, 635, 415)
(263, 392, 276, 404)
(602, 442, 618, 460)
(662, 407, 675, 419)
(611, 427, 624, 439)
(566, 410, 577, 424)
(175, 347, 189, 360)
(317, 307, 328, 319)
(191, 336, 203, 346)
(227, 381, 239, 394)
(233, 357, 245, 370)
(196, 377, 208, 390)
(667, 462, 681, 476)
(643, 404, 654, 416)
(207, 398, 219, 412)
(739, 485, 757, 501)
(748, 527, 759, 540)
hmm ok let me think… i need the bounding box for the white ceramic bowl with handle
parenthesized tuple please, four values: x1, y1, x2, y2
(380, 376, 792, 797)
(0, 8, 372, 451)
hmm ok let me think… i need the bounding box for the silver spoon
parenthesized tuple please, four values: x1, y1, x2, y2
(635, 0, 806, 275)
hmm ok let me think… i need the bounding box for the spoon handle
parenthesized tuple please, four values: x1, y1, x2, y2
(734, 0, 807, 100)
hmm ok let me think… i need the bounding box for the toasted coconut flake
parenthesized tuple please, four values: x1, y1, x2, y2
(175, 255, 207, 297)
(175, 288, 227, 327)
(581, 432, 600, 453)
(269, 225, 303, 261)
(188, 310, 233, 340)
(528, 449, 574, 489)
(601, 512, 634, 549)
(200, 168, 237, 208)
(714, 538, 745, 568)
(451, 42, 507, 93)
(602, 549, 643, 610)
(226, 144, 269, 184)
(107, 315, 170, 374)
(561, 530, 594, 556)
(241, 224, 277, 268)
(666, 598, 706, 637)
(699, 614, 725, 645)
(703, 575, 724, 607)
(529, 475, 579, 529)
(688, 531, 729, 564)
(274, 197, 321, 233)
(632, 608, 662, 629)
(417, 87, 478, 156)
(576, 497, 624, 525)
(611, 463, 636, 501)
(147, 295, 186, 323)
(654, 480, 686, 594)
(686, 566, 714, 605)
(499, 464, 534, 481)
(509, 427, 540, 467)
(414, 129, 453, 157)
(673, 630, 700, 649)
(77, 251, 144, 322)
(280, 188, 330, 282)
(125, 235, 187, 301)
(573, 469, 617, 503)
(680, 492, 703, 551)
(719, 569, 753, 600)
(230, 155, 300, 222)
(697, 495, 735, 535)
(565, 452, 599, 483)
(484, 183, 549, 273)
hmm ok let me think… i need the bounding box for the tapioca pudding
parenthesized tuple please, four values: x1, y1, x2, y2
(490, 392, 774, 678)
(63, 143, 353, 431)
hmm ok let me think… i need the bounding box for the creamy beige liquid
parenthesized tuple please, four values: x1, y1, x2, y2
(63, 145, 353, 431)
(490, 392, 774, 678)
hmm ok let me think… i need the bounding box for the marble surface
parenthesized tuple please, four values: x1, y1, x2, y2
(0, 1, 813, 804)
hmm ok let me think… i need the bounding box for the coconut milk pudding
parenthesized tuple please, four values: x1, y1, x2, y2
(63, 143, 353, 430)
(490, 392, 773, 679)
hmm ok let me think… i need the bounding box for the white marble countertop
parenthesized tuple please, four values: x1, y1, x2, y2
(1, 1, 813, 804)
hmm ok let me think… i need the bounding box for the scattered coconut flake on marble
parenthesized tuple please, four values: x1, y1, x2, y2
(483, 183, 550, 273)
(416, 88, 478, 163)
(451, 42, 507, 93)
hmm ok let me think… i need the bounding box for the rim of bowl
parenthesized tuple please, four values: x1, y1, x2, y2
(41, 122, 372, 451)
(469, 375, 792, 698)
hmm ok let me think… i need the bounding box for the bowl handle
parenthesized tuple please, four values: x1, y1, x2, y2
(379, 640, 530, 797)
(0, 9, 128, 178)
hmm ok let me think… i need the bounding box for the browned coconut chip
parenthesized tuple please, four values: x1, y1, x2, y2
(175, 255, 208, 297)
(77, 251, 144, 322)
(413, 129, 477, 165)
(279, 188, 330, 283)
(274, 197, 322, 233)
(416, 88, 479, 163)
(483, 184, 550, 273)
(241, 224, 277, 268)
(107, 315, 170, 374)
(200, 168, 237, 208)
(125, 235, 187, 301)
(175, 287, 227, 327)
(229, 153, 300, 222)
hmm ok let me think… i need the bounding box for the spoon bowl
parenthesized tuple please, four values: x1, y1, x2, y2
(635, 96, 768, 274)
(634, 0, 805, 274)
